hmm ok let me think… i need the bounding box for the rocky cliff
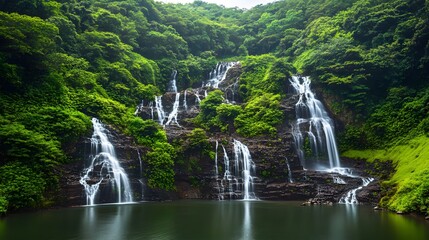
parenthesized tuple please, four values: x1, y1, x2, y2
(59, 64, 381, 206)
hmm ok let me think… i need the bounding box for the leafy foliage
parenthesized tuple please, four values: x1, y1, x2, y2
(173, 128, 214, 186)
(239, 55, 294, 100)
(343, 136, 429, 214)
(235, 93, 283, 137)
(0, 162, 46, 212)
(126, 117, 167, 146)
(145, 142, 176, 190)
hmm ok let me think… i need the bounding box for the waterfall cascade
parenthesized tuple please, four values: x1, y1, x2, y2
(165, 92, 181, 126)
(290, 76, 341, 169)
(137, 149, 144, 199)
(215, 140, 258, 200)
(168, 70, 178, 93)
(134, 100, 144, 116)
(134, 62, 239, 127)
(333, 176, 346, 184)
(205, 62, 238, 88)
(286, 158, 293, 183)
(339, 178, 374, 204)
(183, 89, 188, 111)
(155, 96, 166, 125)
(79, 118, 133, 205)
(290, 76, 375, 204)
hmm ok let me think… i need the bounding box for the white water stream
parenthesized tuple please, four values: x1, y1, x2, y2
(290, 76, 341, 169)
(205, 62, 238, 88)
(216, 140, 257, 200)
(79, 118, 133, 205)
(339, 177, 375, 204)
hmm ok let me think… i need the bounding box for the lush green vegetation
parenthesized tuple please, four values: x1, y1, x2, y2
(343, 136, 429, 214)
(235, 93, 283, 137)
(174, 128, 215, 186)
(0, 0, 428, 216)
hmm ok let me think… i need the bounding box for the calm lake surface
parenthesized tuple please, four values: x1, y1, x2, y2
(1, 201, 428, 240)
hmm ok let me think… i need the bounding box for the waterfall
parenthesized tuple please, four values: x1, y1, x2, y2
(221, 145, 233, 200)
(183, 90, 188, 111)
(214, 141, 221, 200)
(155, 96, 166, 125)
(205, 62, 238, 88)
(214, 141, 219, 177)
(339, 178, 374, 204)
(333, 176, 346, 184)
(149, 101, 154, 120)
(290, 76, 341, 169)
(79, 118, 133, 205)
(286, 158, 293, 183)
(165, 92, 181, 126)
(137, 149, 144, 199)
(234, 140, 257, 200)
(195, 92, 202, 104)
(134, 100, 144, 116)
(217, 140, 257, 200)
(168, 70, 178, 93)
(224, 78, 239, 104)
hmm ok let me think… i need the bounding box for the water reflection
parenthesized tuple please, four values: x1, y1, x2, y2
(81, 204, 132, 240)
(241, 201, 253, 240)
(1, 201, 429, 240)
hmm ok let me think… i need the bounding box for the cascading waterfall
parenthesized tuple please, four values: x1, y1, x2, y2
(195, 92, 202, 104)
(157, 70, 181, 126)
(233, 140, 257, 200)
(205, 62, 238, 88)
(134, 100, 144, 116)
(165, 92, 181, 126)
(333, 176, 346, 184)
(224, 78, 239, 104)
(339, 178, 374, 204)
(290, 76, 341, 169)
(168, 70, 178, 93)
(216, 140, 257, 200)
(137, 149, 144, 199)
(183, 90, 188, 111)
(149, 101, 154, 120)
(214, 140, 221, 200)
(79, 118, 133, 205)
(155, 96, 166, 125)
(286, 158, 293, 183)
(221, 145, 233, 200)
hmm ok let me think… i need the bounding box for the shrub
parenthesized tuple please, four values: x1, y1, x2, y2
(235, 93, 283, 137)
(0, 162, 46, 212)
(126, 117, 167, 145)
(145, 142, 176, 190)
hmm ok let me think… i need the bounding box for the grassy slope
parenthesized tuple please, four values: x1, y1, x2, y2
(343, 136, 429, 214)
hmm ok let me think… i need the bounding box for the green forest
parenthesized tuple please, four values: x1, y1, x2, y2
(0, 0, 428, 216)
